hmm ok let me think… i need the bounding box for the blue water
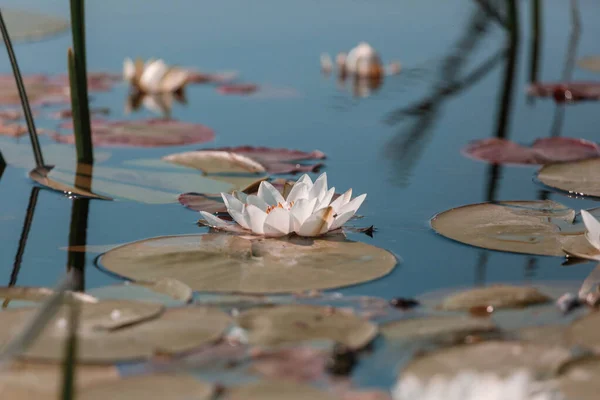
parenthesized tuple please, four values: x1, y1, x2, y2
(1, 0, 600, 301)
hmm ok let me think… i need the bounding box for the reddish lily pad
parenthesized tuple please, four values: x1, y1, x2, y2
(166, 146, 325, 175)
(217, 84, 258, 95)
(53, 118, 215, 147)
(527, 82, 600, 103)
(463, 138, 600, 165)
(51, 107, 110, 120)
(0, 75, 67, 106)
(186, 70, 238, 84)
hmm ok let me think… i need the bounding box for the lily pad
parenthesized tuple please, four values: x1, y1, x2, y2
(566, 311, 600, 351)
(98, 234, 398, 294)
(527, 82, 600, 103)
(431, 200, 584, 256)
(0, 75, 67, 106)
(136, 278, 194, 303)
(463, 137, 600, 165)
(400, 341, 572, 381)
(438, 285, 552, 311)
(78, 374, 214, 400)
(217, 83, 259, 95)
(578, 56, 600, 72)
(0, 360, 118, 399)
(0, 302, 231, 363)
(87, 284, 188, 307)
(54, 119, 215, 147)
(250, 346, 328, 383)
(381, 316, 496, 343)
(225, 381, 337, 400)
(237, 304, 377, 349)
(164, 146, 325, 175)
(0, 286, 97, 308)
(3, 9, 69, 42)
(538, 158, 600, 198)
(557, 357, 600, 400)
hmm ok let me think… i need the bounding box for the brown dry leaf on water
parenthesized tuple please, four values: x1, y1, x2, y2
(98, 234, 397, 294)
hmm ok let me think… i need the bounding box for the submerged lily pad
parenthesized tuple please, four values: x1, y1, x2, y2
(381, 316, 496, 343)
(400, 341, 572, 381)
(54, 119, 215, 147)
(98, 234, 398, 294)
(438, 285, 551, 311)
(578, 56, 600, 72)
(463, 138, 600, 165)
(164, 146, 325, 175)
(3, 9, 69, 42)
(431, 200, 584, 256)
(0, 360, 118, 399)
(79, 374, 214, 400)
(0, 300, 230, 363)
(237, 304, 377, 349)
(538, 158, 600, 198)
(225, 381, 337, 400)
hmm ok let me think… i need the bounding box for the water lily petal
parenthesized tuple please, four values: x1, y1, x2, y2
(286, 182, 309, 203)
(247, 195, 269, 211)
(233, 190, 248, 203)
(199, 211, 229, 228)
(297, 206, 334, 237)
(582, 210, 600, 250)
(140, 59, 169, 92)
(315, 187, 335, 211)
(330, 210, 357, 230)
(160, 67, 189, 92)
(338, 193, 366, 216)
(329, 188, 352, 214)
(246, 204, 267, 235)
(258, 181, 285, 205)
(296, 174, 313, 186)
(229, 205, 251, 230)
(263, 208, 292, 237)
(222, 192, 244, 214)
(309, 173, 327, 202)
(123, 58, 136, 81)
(291, 198, 317, 230)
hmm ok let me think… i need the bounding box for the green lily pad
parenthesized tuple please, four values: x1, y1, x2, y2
(3, 9, 69, 43)
(381, 316, 496, 343)
(538, 159, 600, 198)
(399, 341, 573, 381)
(0, 300, 230, 363)
(98, 234, 398, 294)
(557, 357, 600, 400)
(79, 374, 214, 400)
(431, 200, 583, 256)
(236, 304, 378, 349)
(438, 284, 552, 311)
(225, 381, 337, 400)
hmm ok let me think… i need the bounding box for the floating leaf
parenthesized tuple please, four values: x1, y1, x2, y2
(527, 82, 600, 103)
(164, 146, 325, 175)
(98, 234, 398, 294)
(225, 381, 337, 400)
(136, 278, 193, 303)
(217, 83, 259, 95)
(29, 166, 111, 200)
(51, 107, 110, 120)
(2, 9, 69, 42)
(0, 74, 67, 106)
(557, 357, 600, 400)
(250, 346, 328, 383)
(431, 200, 584, 256)
(566, 310, 600, 351)
(538, 158, 600, 198)
(578, 56, 600, 72)
(438, 285, 551, 311)
(0, 302, 230, 363)
(59, 244, 118, 253)
(87, 284, 187, 307)
(0, 360, 118, 399)
(53, 119, 215, 147)
(237, 305, 377, 349)
(400, 341, 572, 381)
(79, 374, 214, 400)
(0, 286, 97, 307)
(186, 70, 238, 84)
(381, 316, 496, 343)
(463, 138, 600, 165)
(518, 325, 569, 348)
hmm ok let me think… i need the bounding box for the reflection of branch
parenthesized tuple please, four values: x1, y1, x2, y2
(67, 198, 90, 292)
(474, 0, 508, 28)
(0, 150, 4, 172)
(528, 0, 542, 85)
(8, 187, 40, 287)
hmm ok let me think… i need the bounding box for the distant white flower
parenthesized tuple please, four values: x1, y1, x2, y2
(199, 173, 366, 237)
(581, 209, 600, 251)
(321, 42, 401, 78)
(392, 370, 563, 400)
(123, 58, 189, 94)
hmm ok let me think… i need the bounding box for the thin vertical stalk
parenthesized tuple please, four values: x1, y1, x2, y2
(0, 150, 5, 171)
(67, 198, 89, 292)
(0, 9, 44, 168)
(69, 0, 93, 164)
(529, 0, 541, 84)
(8, 187, 39, 288)
(60, 299, 79, 400)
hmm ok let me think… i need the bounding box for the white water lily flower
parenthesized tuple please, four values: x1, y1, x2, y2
(199, 173, 366, 237)
(393, 370, 563, 400)
(123, 58, 189, 94)
(581, 209, 600, 250)
(321, 42, 401, 79)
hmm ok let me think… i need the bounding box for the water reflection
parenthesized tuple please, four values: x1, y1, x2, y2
(125, 90, 187, 119)
(8, 187, 39, 288)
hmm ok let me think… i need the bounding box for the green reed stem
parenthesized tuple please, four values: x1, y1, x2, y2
(529, 0, 541, 83)
(0, 9, 45, 168)
(60, 299, 79, 400)
(69, 0, 93, 164)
